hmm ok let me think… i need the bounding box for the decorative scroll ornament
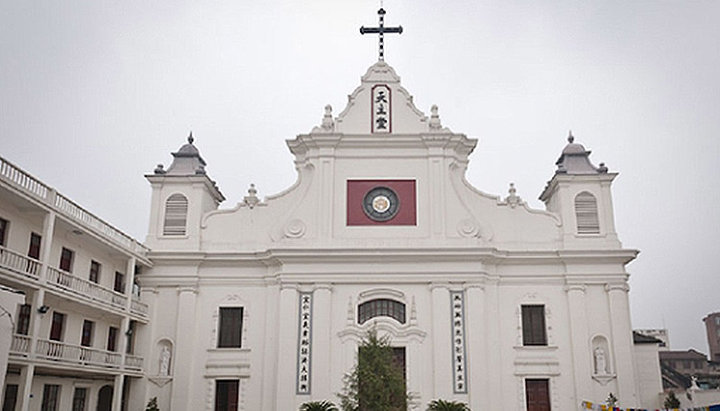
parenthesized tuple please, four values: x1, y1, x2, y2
(450, 291, 468, 393)
(284, 219, 306, 238)
(372, 84, 391, 133)
(296, 292, 313, 394)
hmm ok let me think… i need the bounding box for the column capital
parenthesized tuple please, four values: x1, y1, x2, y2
(313, 283, 333, 292)
(176, 286, 198, 295)
(564, 284, 586, 293)
(463, 283, 485, 291)
(429, 282, 450, 291)
(280, 282, 299, 291)
(605, 283, 630, 293)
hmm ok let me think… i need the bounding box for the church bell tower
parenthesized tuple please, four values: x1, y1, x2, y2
(144, 133, 225, 250)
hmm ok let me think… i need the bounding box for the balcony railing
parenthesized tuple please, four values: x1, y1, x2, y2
(10, 336, 145, 373)
(0, 157, 50, 200)
(125, 354, 144, 371)
(0, 155, 149, 256)
(130, 296, 149, 316)
(0, 246, 41, 280)
(46, 266, 128, 310)
(35, 339, 123, 368)
(10, 335, 31, 355)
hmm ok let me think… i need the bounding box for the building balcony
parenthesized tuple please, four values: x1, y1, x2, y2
(0, 156, 149, 257)
(0, 245, 149, 321)
(0, 246, 41, 281)
(9, 335, 144, 375)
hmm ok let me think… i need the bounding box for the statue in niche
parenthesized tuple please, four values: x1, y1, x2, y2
(594, 346, 608, 374)
(159, 346, 171, 376)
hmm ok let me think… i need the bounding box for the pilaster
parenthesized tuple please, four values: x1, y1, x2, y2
(430, 282, 451, 399)
(465, 284, 487, 410)
(606, 283, 638, 407)
(276, 285, 298, 410)
(170, 286, 198, 411)
(565, 284, 591, 402)
(312, 284, 333, 400)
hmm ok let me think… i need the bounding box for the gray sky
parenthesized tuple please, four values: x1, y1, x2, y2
(1, 1, 719, 352)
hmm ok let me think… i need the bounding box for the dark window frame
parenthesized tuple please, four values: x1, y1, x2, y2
(521, 305, 547, 346)
(59, 247, 74, 272)
(217, 307, 243, 348)
(89, 260, 101, 284)
(71, 387, 87, 411)
(28, 233, 41, 260)
(113, 272, 125, 294)
(49, 312, 65, 342)
(40, 384, 60, 411)
(2, 383, 18, 411)
(107, 326, 118, 352)
(81, 320, 94, 347)
(16, 304, 31, 335)
(214, 379, 239, 411)
(357, 298, 406, 325)
(0, 218, 8, 247)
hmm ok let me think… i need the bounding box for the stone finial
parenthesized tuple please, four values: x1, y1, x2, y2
(154, 164, 166, 174)
(243, 183, 259, 208)
(598, 162, 608, 173)
(568, 130, 574, 144)
(505, 182, 521, 208)
(429, 104, 442, 130)
(188, 131, 194, 144)
(321, 104, 335, 131)
(195, 164, 206, 175)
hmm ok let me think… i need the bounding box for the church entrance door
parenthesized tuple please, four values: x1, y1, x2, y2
(525, 379, 551, 411)
(96, 385, 113, 411)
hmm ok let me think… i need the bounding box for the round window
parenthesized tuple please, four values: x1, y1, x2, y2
(362, 187, 400, 222)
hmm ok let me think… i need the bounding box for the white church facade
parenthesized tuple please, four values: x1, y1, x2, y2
(134, 60, 661, 410)
(0, 20, 665, 411)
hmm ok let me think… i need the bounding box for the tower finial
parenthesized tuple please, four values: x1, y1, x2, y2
(188, 131, 194, 144)
(567, 130, 574, 143)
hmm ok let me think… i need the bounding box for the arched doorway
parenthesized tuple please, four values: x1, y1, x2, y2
(96, 385, 113, 411)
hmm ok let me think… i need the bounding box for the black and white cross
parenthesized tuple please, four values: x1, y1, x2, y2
(360, 8, 403, 61)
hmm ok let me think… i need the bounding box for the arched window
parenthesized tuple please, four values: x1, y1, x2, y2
(358, 298, 406, 325)
(574, 192, 599, 234)
(163, 194, 188, 236)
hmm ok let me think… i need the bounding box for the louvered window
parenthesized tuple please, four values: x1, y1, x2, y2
(575, 192, 600, 234)
(163, 194, 188, 236)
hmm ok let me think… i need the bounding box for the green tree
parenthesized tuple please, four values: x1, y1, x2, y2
(664, 391, 681, 408)
(426, 399, 471, 411)
(300, 400, 339, 411)
(145, 397, 160, 411)
(338, 329, 407, 411)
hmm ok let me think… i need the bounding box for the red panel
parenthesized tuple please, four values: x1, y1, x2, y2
(347, 180, 416, 226)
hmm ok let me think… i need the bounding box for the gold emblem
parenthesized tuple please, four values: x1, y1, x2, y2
(372, 195, 390, 213)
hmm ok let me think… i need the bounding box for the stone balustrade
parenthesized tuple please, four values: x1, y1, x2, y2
(0, 155, 149, 256)
(0, 245, 40, 280)
(46, 266, 128, 311)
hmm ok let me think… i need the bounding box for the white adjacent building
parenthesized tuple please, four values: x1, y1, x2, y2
(130, 60, 662, 411)
(0, 156, 152, 411)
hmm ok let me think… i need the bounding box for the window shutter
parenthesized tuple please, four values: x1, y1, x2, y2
(218, 307, 243, 348)
(575, 192, 600, 234)
(522, 305, 547, 346)
(163, 194, 188, 236)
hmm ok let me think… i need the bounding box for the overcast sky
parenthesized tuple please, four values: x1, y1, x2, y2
(1, 1, 719, 352)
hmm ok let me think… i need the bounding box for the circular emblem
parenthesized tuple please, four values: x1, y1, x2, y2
(363, 187, 399, 222)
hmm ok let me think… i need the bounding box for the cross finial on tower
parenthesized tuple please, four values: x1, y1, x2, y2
(360, 7, 403, 61)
